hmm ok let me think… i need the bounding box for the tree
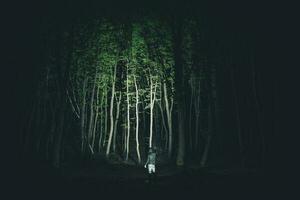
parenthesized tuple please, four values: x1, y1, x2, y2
(172, 18, 186, 166)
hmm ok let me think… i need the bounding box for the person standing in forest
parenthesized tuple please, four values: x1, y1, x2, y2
(144, 148, 156, 182)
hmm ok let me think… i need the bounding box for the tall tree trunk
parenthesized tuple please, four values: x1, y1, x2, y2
(134, 75, 141, 163)
(98, 93, 104, 152)
(113, 92, 121, 152)
(92, 111, 98, 151)
(176, 109, 185, 166)
(158, 101, 168, 150)
(92, 83, 100, 150)
(149, 77, 157, 148)
(149, 77, 153, 148)
(200, 134, 212, 167)
(69, 76, 80, 116)
(189, 82, 194, 153)
(126, 66, 130, 160)
(88, 73, 97, 151)
(194, 80, 201, 152)
(66, 88, 80, 118)
(158, 84, 168, 150)
(106, 64, 117, 156)
(200, 99, 213, 167)
(123, 111, 127, 154)
(103, 88, 108, 148)
(80, 77, 88, 154)
(173, 17, 185, 166)
(163, 82, 173, 158)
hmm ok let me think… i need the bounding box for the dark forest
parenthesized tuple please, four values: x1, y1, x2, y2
(3, 0, 286, 198)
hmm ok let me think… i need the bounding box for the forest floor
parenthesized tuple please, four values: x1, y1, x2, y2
(8, 158, 289, 199)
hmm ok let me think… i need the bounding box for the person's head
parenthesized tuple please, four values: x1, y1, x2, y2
(149, 147, 155, 153)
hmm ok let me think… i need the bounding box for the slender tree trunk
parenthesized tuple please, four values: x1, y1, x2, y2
(200, 134, 212, 167)
(103, 88, 108, 148)
(176, 109, 185, 166)
(126, 66, 130, 160)
(142, 101, 146, 145)
(92, 84, 100, 150)
(80, 77, 88, 154)
(98, 94, 104, 152)
(149, 77, 157, 148)
(194, 83, 201, 152)
(123, 111, 127, 154)
(92, 111, 98, 151)
(106, 64, 117, 156)
(173, 17, 185, 166)
(88, 74, 97, 149)
(149, 77, 153, 148)
(158, 101, 168, 150)
(113, 92, 122, 152)
(195, 113, 199, 152)
(69, 77, 80, 114)
(66, 88, 80, 118)
(189, 83, 194, 152)
(200, 95, 213, 167)
(163, 82, 173, 158)
(157, 82, 168, 150)
(134, 75, 141, 163)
